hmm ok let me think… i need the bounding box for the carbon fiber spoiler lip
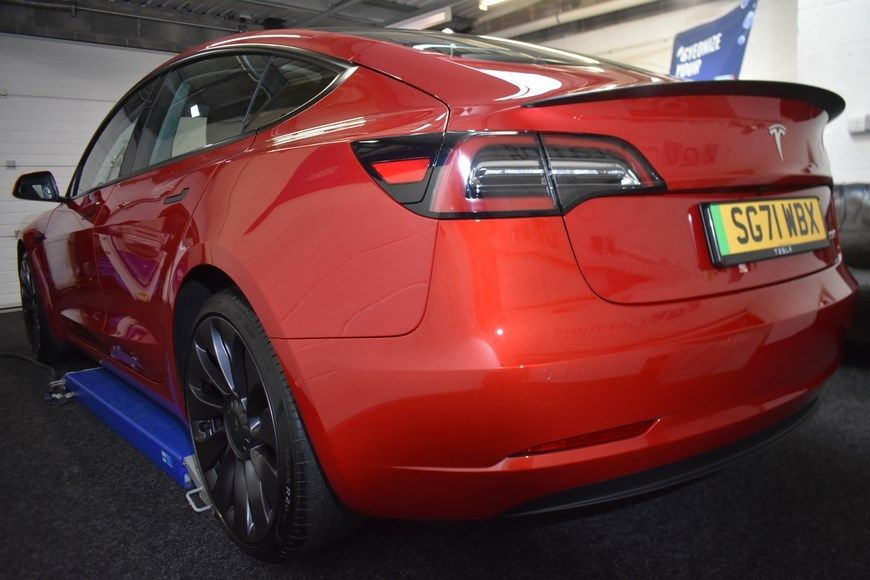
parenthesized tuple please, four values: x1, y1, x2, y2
(521, 80, 846, 121)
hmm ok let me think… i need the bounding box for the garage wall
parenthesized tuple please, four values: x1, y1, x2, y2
(543, 0, 798, 80)
(798, 0, 870, 182)
(0, 33, 172, 309)
(543, 0, 734, 74)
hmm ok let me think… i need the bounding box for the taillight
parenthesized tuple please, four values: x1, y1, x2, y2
(542, 134, 663, 210)
(371, 158, 431, 184)
(352, 134, 443, 204)
(353, 132, 664, 217)
(430, 133, 559, 217)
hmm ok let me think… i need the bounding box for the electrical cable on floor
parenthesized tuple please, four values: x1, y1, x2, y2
(0, 352, 58, 379)
(0, 353, 74, 404)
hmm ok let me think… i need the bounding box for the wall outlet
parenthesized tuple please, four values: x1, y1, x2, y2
(847, 114, 870, 135)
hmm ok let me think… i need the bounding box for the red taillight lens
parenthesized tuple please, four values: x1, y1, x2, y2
(353, 132, 664, 217)
(371, 158, 431, 184)
(352, 134, 444, 204)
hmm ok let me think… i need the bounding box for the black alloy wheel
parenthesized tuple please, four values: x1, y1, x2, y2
(18, 253, 66, 362)
(186, 314, 280, 544)
(18, 255, 41, 355)
(183, 289, 360, 560)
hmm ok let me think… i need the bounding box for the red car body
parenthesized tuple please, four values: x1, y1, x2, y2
(18, 30, 857, 520)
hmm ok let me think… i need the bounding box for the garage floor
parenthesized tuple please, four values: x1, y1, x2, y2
(1, 285, 868, 577)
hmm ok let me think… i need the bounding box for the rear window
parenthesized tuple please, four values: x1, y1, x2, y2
(350, 30, 601, 66)
(245, 56, 340, 132)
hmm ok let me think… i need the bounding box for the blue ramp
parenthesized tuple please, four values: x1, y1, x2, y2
(65, 368, 194, 489)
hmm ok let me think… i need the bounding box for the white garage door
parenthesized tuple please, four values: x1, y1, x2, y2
(0, 33, 172, 309)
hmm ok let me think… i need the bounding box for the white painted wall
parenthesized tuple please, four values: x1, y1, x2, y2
(0, 33, 172, 308)
(797, 0, 870, 183)
(544, 0, 797, 80)
(546, 0, 735, 74)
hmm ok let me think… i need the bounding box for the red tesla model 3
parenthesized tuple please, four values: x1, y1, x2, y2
(13, 29, 858, 560)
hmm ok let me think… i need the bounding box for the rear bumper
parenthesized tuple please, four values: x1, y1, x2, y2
(276, 218, 858, 520)
(505, 394, 820, 517)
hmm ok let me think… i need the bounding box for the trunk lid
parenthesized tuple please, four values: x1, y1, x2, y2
(528, 87, 842, 304)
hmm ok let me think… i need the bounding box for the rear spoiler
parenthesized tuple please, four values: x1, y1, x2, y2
(522, 80, 846, 121)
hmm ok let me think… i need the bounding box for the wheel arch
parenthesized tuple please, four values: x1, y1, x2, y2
(171, 264, 237, 376)
(16, 236, 59, 319)
(168, 247, 308, 413)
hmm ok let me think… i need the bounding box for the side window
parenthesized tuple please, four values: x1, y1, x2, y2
(132, 54, 270, 171)
(245, 56, 340, 132)
(74, 78, 158, 196)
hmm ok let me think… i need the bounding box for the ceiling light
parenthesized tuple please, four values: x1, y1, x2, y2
(389, 7, 452, 30)
(479, 0, 509, 11)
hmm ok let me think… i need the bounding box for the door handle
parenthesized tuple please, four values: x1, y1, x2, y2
(163, 187, 189, 205)
(80, 203, 101, 218)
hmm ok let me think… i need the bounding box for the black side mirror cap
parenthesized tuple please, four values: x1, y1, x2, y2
(12, 171, 63, 203)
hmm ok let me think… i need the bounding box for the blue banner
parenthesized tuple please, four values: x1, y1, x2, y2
(670, 0, 758, 81)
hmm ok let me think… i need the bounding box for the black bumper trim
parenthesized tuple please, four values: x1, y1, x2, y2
(504, 396, 820, 518)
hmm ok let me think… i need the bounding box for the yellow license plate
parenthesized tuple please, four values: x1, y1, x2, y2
(701, 197, 830, 267)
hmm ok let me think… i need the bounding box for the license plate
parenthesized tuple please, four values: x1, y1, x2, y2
(701, 197, 830, 267)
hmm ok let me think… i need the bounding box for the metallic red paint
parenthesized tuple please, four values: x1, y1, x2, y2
(16, 30, 857, 520)
(277, 219, 856, 519)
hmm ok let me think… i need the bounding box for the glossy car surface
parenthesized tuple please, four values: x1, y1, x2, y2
(15, 29, 857, 534)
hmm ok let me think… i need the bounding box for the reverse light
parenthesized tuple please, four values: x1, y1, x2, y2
(353, 132, 664, 217)
(542, 134, 662, 210)
(430, 134, 559, 217)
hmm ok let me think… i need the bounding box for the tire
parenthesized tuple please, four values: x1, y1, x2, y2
(183, 289, 360, 560)
(18, 253, 67, 363)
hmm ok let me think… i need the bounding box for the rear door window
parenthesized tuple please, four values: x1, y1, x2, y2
(131, 53, 270, 171)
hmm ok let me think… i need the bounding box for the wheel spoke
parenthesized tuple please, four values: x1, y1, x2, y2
(209, 447, 236, 512)
(250, 444, 279, 506)
(19, 260, 33, 296)
(227, 328, 250, 399)
(243, 349, 263, 400)
(193, 342, 233, 398)
(245, 459, 272, 534)
(245, 375, 268, 419)
(194, 431, 227, 470)
(209, 319, 239, 395)
(249, 411, 276, 448)
(186, 381, 223, 418)
(233, 459, 253, 538)
(19, 258, 41, 353)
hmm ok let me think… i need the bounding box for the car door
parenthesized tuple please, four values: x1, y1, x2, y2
(41, 79, 157, 348)
(92, 53, 271, 397)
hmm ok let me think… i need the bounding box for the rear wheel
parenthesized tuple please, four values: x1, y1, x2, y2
(183, 289, 359, 560)
(18, 253, 67, 362)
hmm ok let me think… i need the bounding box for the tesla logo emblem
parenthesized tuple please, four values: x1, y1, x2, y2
(768, 124, 787, 161)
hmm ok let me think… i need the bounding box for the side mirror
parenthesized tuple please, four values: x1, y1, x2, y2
(12, 171, 63, 203)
